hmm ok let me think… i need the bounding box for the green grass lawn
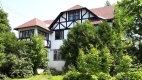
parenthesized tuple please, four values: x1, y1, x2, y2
(12, 74, 63, 80)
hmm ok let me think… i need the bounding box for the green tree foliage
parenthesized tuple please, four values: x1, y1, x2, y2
(96, 21, 132, 75)
(114, 0, 142, 40)
(115, 55, 132, 73)
(0, 9, 33, 78)
(105, 0, 111, 6)
(0, 9, 10, 33)
(27, 36, 48, 74)
(0, 9, 10, 67)
(114, 0, 142, 64)
(60, 20, 97, 69)
(77, 45, 112, 75)
(0, 35, 33, 78)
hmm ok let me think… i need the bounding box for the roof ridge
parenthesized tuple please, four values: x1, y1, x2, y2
(65, 4, 85, 11)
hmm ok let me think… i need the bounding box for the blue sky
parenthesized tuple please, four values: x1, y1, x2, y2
(1, 0, 120, 35)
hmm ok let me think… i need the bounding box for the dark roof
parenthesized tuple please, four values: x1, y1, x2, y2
(14, 18, 50, 31)
(90, 6, 114, 19)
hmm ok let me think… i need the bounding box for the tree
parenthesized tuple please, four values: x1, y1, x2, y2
(0, 9, 10, 68)
(77, 45, 112, 75)
(114, 0, 142, 63)
(27, 36, 48, 74)
(0, 9, 10, 33)
(105, 0, 111, 6)
(60, 20, 97, 70)
(0, 9, 33, 78)
(115, 0, 142, 39)
(95, 21, 132, 76)
(0, 33, 33, 78)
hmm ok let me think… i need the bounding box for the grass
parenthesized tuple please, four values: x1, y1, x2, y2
(12, 73, 63, 80)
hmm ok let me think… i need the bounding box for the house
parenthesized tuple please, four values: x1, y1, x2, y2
(14, 5, 114, 71)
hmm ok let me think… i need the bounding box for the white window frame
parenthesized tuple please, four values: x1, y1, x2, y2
(53, 50, 62, 61)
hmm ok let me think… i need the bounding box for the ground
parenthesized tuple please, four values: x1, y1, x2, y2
(12, 74, 63, 80)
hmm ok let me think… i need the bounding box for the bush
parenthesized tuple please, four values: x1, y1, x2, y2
(9, 58, 33, 78)
(0, 54, 33, 78)
(115, 72, 142, 80)
(49, 68, 63, 76)
(77, 73, 96, 80)
(97, 72, 111, 80)
(63, 71, 80, 80)
(63, 71, 96, 80)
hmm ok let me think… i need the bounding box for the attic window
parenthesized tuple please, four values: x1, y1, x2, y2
(68, 10, 79, 21)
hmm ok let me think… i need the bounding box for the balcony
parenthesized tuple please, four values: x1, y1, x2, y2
(18, 37, 51, 48)
(45, 40, 51, 48)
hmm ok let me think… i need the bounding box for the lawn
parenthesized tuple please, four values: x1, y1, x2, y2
(12, 74, 63, 80)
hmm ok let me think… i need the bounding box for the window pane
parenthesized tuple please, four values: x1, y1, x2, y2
(58, 52, 61, 60)
(55, 31, 60, 39)
(26, 30, 29, 37)
(31, 30, 34, 36)
(54, 50, 62, 60)
(55, 31, 64, 40)
(19, 31, 22, 38)
(46, 33, 49, 40)
(69, 12, 74, 20)
(60, 31, 63, 39)
(22, 31, 25, 38)
(74, 11, 79, 19)
(54, 50, 57, 60)
(54, 53, 57, 60)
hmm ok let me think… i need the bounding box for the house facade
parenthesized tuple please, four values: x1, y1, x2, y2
(14, 5, 114, 71)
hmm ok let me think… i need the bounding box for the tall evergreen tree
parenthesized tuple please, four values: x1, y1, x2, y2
(60, 20, 97, 70)
(105, 0, 111, 6)
(0, 9, 10, 33)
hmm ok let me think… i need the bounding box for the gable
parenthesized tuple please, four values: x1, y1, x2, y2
(49, 8, 100, 30)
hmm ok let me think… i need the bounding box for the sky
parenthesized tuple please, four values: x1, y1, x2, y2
(0, 0, 120, 36)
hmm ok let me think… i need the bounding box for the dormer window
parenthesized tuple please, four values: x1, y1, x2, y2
(68, 10, 79, 21)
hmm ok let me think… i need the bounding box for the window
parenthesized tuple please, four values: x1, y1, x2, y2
(19, 29, 34, 39)
(55, 30, 64, 40)
(26, 30, 29, 37)
(68, 10, 79, 21)
(38, 30, 49, 40)
(74, 11, 79, 20)
(29, 29, 34, 36)
(19, 31, 23, 38)
(69, 12, 74, 20)
(53, 50, 62, 61)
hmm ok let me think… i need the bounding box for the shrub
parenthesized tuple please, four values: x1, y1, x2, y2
(9, 58, 33, 78)
(97, 72, 111, 80)
(115, 72, 142, 80)
(77, 73, 96, 80)
(0, 54, 33, 78)
(49, 68, 63, 76)
(63, 71, 80, 80)
(63, 71, 97, 80)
